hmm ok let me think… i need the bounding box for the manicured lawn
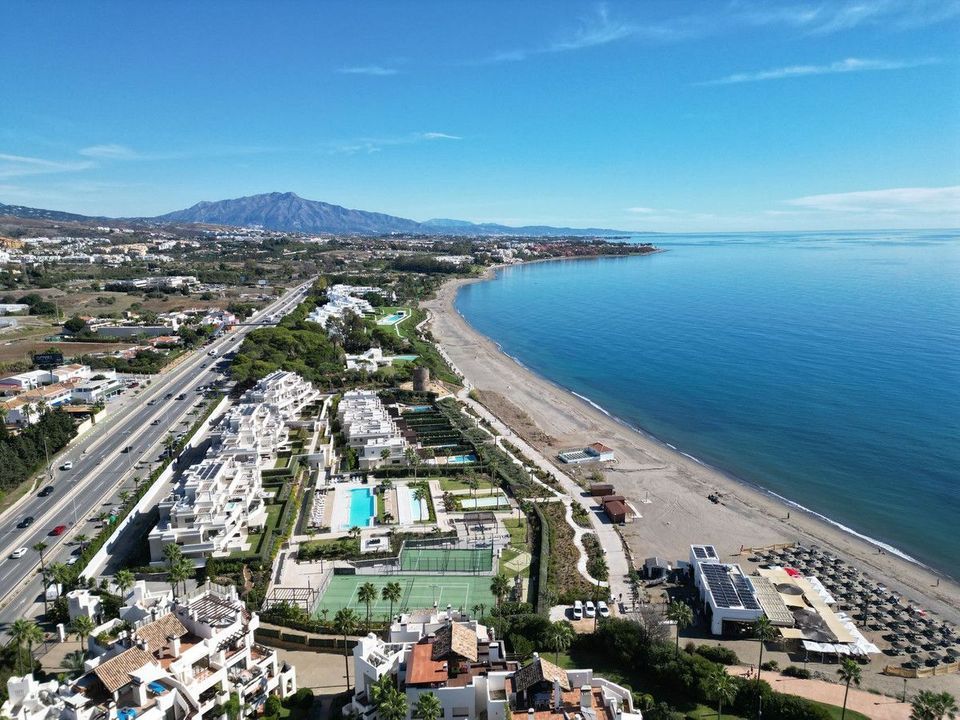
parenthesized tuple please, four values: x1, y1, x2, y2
(439, 476, 494, 492)
(808, 700, 871, 720)
(503, 517, 528, 547)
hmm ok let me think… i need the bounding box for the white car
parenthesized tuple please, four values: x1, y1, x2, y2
(597, 600, 610, 618)
(572, 600, 583, 620)
(10, 547, 28, 559)
(61, 461, 73, 471)
(585, 600, 596, 618)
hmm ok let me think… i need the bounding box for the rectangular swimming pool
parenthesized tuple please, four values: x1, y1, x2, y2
(459, 494, 508, 509)
(378, 311, 407, 325)
(345, 487, 375, 529)
(447, 453, 478, 464)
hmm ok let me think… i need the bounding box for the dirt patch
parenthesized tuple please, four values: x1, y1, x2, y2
(0, 340, 131, 363)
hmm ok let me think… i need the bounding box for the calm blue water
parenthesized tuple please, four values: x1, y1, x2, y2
(455, 231, 960, 576)
(347, 487, 374, 529)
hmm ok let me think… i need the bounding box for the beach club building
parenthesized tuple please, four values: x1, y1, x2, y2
(557, 442, 616, 464)
(690, 544, 765, 635)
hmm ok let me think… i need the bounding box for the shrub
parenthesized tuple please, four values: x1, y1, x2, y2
(781, 665, 811, 679)
(760, 660, 779, 671)
(695, 644, 740, 665)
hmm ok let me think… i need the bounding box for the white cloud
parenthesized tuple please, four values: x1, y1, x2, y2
(701, 57, 937, 85)
(0, 153, 94, 179)
(78, 143, 138, 159)
(326, 131, 462, 155)
(337, 65, 398, 76)
(420, 132, 461, 140)
(786, 186, 960, 213)
(732, 0, 960, 34)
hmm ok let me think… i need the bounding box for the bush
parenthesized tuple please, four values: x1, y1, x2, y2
(695, 644, 740, 665)
(760, 660, 779, 671)
(781, 665, 811, 679)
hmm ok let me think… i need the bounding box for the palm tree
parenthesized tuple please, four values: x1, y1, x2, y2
(465, 473, 480, 504)
(378, 685, 408, 720)
(163, 543, 184, 595)
(708, 666, 736, 720)
(546, 620, 574, 664)
(837, 658, 862, 720)
(114, 569, 135, 597)
(357, 582, 378, 628)
(588, 556, 609, 632)
(32, 542, 49, 614)
(74, 534, 89, 550)
(61, 650, 86, 679)
(70, 615, 95, 653)
(911, 691, 958, 720)
(413, 485, 428, 520)
(753, 616, 775, 719)
(490, 573, 510, 610)
(118, 489, 131, 507)
(10, 619, 42, 675)
(382, 582, 403, 623)
(404, 447, 420, 479)
(413, 692, 443, 720)
(333, 608, 360, 692)
(666, 601, 694, 656)
(170, 557, 192, 598)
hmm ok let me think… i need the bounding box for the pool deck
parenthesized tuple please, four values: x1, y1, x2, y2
(396, 483, 428, 525)
(329, 483, 375, 531)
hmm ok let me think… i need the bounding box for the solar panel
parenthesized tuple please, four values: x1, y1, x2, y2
(701, 563, 741, 609)
(733, 575, 761, 610)
(694, 547, 707, 559)
(705, 546, 717, 558)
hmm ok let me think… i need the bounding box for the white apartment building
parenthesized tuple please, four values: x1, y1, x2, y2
(337, 389, 408, 470)
(2, 584, 296, 720)
(350, 610, 641, 720)
(149, 371, 318, 564)
(306, 284, 378, 327)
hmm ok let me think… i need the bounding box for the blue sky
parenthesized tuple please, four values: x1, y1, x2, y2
(1, 0, 958, 231)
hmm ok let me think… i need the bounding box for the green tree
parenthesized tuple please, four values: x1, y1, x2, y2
(708, 666, 736, 720)
(404, 447, 421, 479)
(61, 649, 86, 678)
(32, 542, 49, 614)
(334, 608, 360, 692)
(382, 582, 403, 623)
(378, 686, 408, 720)
(666, 601, 693, 657)
(837, 658, 862, 720)
(911, 691, 958, 720)
(114, 569, 135, 597)
(11, 619, 43, 675)
(588, 555, 609, 632)
(357, 582, 378, 628)
(412, 485, 428, 520)
(545, 620, 574, 664)
(753, 616, 776, 719)
(465, 472, 480, 504)
(413, 691, 443, 720)
(70, 615, 95, 652)
(490, 573, 510, 610)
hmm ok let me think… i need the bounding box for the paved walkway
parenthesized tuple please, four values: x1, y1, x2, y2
(452, 384, 630, 601)
(727, 666, 910, 720)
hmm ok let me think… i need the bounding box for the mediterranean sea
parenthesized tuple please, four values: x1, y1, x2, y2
(455, 230, 960, 576)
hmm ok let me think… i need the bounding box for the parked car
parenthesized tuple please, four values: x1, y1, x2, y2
(597, 600, 610, 618)
(17, 516, 34, 529)
(60, 461, 73, 471)
(572, 600, 583, 620)
(50, 524, 67, 536)
(10, 548, 28, 559)
(38, 485, 55, 497)
(585, 600, 596, 618)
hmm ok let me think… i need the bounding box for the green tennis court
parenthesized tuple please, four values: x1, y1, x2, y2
(399, 546, 493, 573)
(314, 575, 495, 620)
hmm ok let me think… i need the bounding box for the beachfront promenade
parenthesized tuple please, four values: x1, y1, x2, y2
(443, 370, 631, 602)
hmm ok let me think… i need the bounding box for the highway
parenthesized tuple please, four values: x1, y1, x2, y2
(0, 280, 312, 634)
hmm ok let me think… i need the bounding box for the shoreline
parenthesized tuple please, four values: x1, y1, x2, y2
(422, 261, 960, 627)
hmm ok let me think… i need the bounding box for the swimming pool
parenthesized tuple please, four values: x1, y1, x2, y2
(406, 404, 433, 412)
(405, 487, 427, 522)
(393, 354, 419, 362)
(378, 311, 407, 326)
(345, 487, 375, 529)
(447, 453, 478, 464)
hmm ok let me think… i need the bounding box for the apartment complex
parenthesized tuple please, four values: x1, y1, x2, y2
(337, 389, 408, 469)
(306, 283, 377, 327)
(149, 371, 318, 564)
(350, 610, 641, 720)
(2, 584, 296, 720)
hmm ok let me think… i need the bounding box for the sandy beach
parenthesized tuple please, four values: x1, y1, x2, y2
(422, 266, 960, 629)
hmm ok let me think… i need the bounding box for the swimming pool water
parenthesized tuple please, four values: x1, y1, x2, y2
(448, 453, 478, 464)
(460, 494, 508, 509)
(393, 354, 420, 362)
(378, 311, 407, 325)
(346, 487, 375, 529)
(406, 488, 426, 522)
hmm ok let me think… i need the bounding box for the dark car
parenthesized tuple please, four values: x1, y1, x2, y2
(38, 485, 55, 497)
(18, 516, 34, 528)
(50, 524, 67, 536)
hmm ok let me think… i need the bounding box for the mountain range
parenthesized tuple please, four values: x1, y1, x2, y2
(1, 192, 629, 237)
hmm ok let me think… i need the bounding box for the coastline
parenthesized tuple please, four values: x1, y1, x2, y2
(422, 261, 960, 626)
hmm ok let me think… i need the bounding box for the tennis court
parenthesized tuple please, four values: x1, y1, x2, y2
(398, 545, 494, 574)
(314, 575, 495, 620)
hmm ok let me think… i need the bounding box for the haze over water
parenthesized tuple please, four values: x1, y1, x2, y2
(456, 231, 960, 576)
